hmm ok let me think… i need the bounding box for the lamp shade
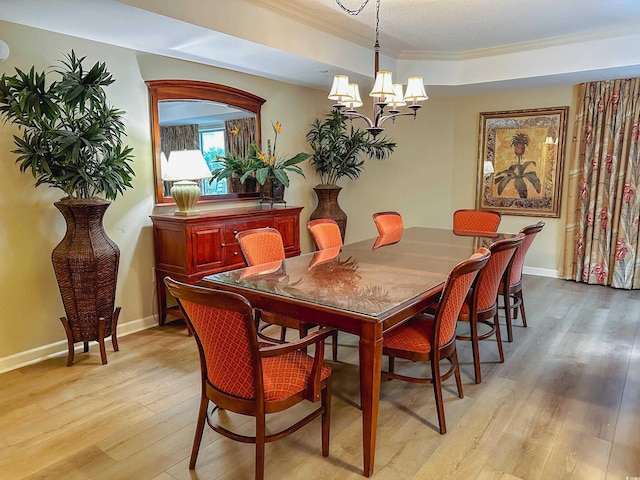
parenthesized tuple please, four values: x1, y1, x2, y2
(163, 150, 211, 181)
(345, 83, 363, 109)
(388, 84, 406, 107)
(404, 76, 428, 103)
(328, 75, 352, 102)
(370, 71, 394, 98)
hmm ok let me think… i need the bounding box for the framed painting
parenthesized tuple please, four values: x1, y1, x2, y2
(476, 106, 568, 217)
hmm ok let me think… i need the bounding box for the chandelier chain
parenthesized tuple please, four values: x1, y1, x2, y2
(335, 0, 381, 46)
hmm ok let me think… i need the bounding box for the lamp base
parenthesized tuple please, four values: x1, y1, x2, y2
(170, 180, 201, 216)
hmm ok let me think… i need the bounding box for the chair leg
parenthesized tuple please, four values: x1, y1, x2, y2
(189, 394, 209, 469)
(256, 413, 266, 480)
(97, 317, 108, 365)
(430, 356, 446, 434)
(111, 307, 121, 352)
(279, 326, 287, 342)
(388, 356, 395, 374)
(331, 331, 338, 362)
(517, 290, 527, 327)
(321, 381, 331, 457)
(452, 349, 463, 398)
(494, 313, 504, 363)
(503, 292, 514, 343)
(469, 315, 481, 384)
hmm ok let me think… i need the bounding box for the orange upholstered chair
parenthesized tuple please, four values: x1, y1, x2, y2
(455, 234, 524, 383)
(308, 219, 342, 251)
(237, 227, 338, 361)
(164, 278, 332, 480)
(453, 209, 502, 233)
(500, 221, 545, 342)
(381, 248, 490, 434)
(372, 211, 404, 235)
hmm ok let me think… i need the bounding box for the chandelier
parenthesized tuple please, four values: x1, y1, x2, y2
(328, 0, 428, 137)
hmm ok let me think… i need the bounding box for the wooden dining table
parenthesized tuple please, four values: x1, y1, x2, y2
(200, 227, 512, 476)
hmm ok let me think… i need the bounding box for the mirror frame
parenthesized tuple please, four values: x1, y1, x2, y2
(146, 79, 266, 205)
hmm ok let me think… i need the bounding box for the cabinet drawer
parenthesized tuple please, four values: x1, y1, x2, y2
(223, 218, 273, 243)
(224, 243, 246, 269)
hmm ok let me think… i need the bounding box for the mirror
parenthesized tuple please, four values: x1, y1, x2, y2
(146, 80, 266, 204)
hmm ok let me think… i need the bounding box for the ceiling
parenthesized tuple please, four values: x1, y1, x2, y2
(1, 0, 640, 95)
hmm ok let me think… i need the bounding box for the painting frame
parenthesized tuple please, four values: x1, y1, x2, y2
(476, 106, 568, 217)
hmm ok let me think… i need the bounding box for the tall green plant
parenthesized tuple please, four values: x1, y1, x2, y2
(306, 110, 396, 186)
(0, 51, 134, 200)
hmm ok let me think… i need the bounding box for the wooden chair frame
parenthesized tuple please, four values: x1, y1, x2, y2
(381, 249, 490, 434)
(164, 277, 333, 480)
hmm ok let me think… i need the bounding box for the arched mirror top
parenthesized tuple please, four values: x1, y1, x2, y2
(146, 79, 266, 205)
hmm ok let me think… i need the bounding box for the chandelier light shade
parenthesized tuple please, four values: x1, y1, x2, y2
(163, 149, 212, 216)
(328, 0, 428, 136)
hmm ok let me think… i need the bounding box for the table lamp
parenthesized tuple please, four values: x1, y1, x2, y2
(163, 150, 212, 216)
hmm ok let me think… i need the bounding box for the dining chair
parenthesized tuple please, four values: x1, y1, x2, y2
(372, 211, 404, 235)
(236, 227, 339, 361)
(308, 219, 343, 250)
(164, 277, 333, 480)
(455, 234, 524, 383)
(307, 219, 342, 360)
(452, 209, 502, 233)
(500, 221, 545, 342)
(381, 247, 490, 434)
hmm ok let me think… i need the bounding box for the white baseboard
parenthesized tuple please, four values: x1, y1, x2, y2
(0, 315, 158, 374)
(523, 266, 558, 278)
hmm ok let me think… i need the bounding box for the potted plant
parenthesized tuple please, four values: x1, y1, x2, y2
(0, 51, 135, 365)
(210, 149, 259, 193)
(249, 121, 310, 205)
(306, 110, 396, 239)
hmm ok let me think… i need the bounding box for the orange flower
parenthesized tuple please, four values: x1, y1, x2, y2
(230, 124, 239, 135)
(273, 121, 282, 135)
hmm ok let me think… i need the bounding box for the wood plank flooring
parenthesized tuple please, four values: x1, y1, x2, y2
(1, 276, 639, 480)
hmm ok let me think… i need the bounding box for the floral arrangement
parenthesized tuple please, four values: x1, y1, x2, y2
(245, 121, 310, 187)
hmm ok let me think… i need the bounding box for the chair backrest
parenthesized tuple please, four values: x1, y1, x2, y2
(308, 219, 343, 250)
(372, 211, 404, 235)
(508, 222, 545, 286)
(473, 234, 524, 312)
(435, 248, 490, 347)
(453, 209, 501, 233)
(236, 227, 286, 266)
(164, 277, 262, 400)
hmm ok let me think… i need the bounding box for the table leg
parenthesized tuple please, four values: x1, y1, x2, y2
(359, 322, 383, 477)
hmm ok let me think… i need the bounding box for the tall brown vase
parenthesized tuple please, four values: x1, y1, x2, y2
(310, 185, 347, 241)
(52, 199, 121, 366)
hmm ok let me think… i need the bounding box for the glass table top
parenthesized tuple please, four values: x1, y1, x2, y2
(202, 227, 513, 319)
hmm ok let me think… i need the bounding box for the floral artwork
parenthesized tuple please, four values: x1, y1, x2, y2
(477, 107, 569, 217)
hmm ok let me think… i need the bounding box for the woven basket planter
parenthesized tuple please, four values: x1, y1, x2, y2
(310, 185, 347, 241)
(52, 199, 121, 365)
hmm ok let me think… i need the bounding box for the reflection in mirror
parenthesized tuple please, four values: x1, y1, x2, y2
(146, 80, 266, 205)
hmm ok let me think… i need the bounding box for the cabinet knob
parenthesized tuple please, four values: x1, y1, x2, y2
(233, 230, 239, 235)
(233, 251, 238, 256)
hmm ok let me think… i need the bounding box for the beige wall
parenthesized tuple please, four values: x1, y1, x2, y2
(0, 20, 576, 370)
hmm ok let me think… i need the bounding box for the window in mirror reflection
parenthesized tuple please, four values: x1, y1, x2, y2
(159, 100, 257, 197)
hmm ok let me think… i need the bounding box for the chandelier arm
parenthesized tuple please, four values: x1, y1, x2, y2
(335, 0, 371, 15)
(342, 110, 375, 129)
(377, 111, 420, 128)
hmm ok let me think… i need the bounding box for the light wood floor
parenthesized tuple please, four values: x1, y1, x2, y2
(1, 276, 639, 480)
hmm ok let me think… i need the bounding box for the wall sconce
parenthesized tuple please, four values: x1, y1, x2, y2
(162, 150, 211, 216)
(483, 160, 495, 176)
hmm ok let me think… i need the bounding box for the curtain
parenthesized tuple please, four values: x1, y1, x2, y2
(563, 79, 640, 289)
(160, 124, 200, 155)
(225, 117, 256, 158)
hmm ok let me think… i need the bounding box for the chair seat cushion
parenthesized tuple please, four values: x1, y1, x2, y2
(262, 351, 331, 402)
(383, 314, 435, 354)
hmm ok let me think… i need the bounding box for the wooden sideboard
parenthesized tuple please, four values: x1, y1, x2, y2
(150, 205, 303, 325)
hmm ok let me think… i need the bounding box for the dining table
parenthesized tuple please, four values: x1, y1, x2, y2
(200, 226, 513, 476)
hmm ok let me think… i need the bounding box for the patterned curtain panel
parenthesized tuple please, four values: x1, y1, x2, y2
(225, 117, 256, 158)
(563, 79, 640, 289)
(160, 124, 200, 155)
